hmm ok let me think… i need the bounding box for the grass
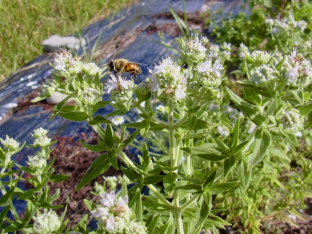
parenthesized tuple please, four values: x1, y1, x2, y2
(0, 0, 137, 82)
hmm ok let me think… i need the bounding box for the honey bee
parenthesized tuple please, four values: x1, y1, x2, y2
(108, 59, 142, 82)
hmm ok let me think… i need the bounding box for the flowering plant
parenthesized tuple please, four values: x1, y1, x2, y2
(1, 1, 312, 233)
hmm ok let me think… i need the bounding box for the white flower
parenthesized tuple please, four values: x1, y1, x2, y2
(197, 59, 224, 87)
(113, 196, 129, 216)
(82, 87, 102, 105)
(180, 34, 207, 63)
(285, 65, 299, 83)
(32, 128, 49, 138)
(100, 191, 116, 208)
(111, 116, 125, 125)
(91, 207, 109, 218)
(250, 64, 278, 88)
(106, 215, 117, 230)
(127, 221, 147, 234)
(34, 136, 51, 147)
(105, 176, 119, 190)
(147, 58, 186, 100)
(217, 126, 230, 137)
(221, 42, 231, 51)
(27, 154, 46, 172)
(156, 105, 165, 113)
(33, 210, 61, 234)
(278, 108, 302, 134)
(0, 136, 19, 151)
(104, 74, 133, 94)
(295, 132, 302, 137)
(53, 49, 82, 77)
(82, 63, 100, 76)
(250, 50, 272, 64)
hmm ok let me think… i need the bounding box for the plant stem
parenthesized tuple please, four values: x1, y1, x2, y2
(132, 99, 168, 128)
(146, 184, 174, 209)
(168, 99, 184, 234)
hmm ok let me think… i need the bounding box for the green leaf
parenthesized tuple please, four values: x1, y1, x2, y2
(79, 140, 105, 152)
(178, 132, 208, 140)
(106, 109, 127, 118)
(121, 167, 142, 182)
(190, 119, 218, 130)
(105, 124, 114, 149)
(122, 129, 140, 147)
(186, 115, 197, 130)
(146, 214, 161, 233)
(275, 56, 286, 71)
(18, 187, 41, 200)
(50, 96, 70, 121)
(58, 111, 89, 122)
(194, 154, 228, 161)
(298, 102, 312, 115)
(226, 87, 266, 126)
(143, 175, 164, 184)
(0, 185, 16, 205)
(193, 201, 210, 234)
(31, 95, 47, 102)
(88, 115, 110, 125)
(176, 184, 203, 194)
(214, 138, 230, 154)
(231, 141, 249, 155)
(107, 150, 118, 170)
(237, 160, 251, 191)
(244, 89, 261, 106)
(231, 118, 240, 148)
(250, 129, 271, 168)
(203, 170, 216, 190)
(129, 188, 142, 222)
(90, 101, 111, 110)
(210, 181, 239, 194)
(224, 155, 235, 177)
(164, 172, 177, 196)
(0, 206, 10, 226)
(4, 219, 26, 232)
(181, 143, 220, 155)
(76, 153, 110, 191)
(142, 143, 151, 172)
(49, 174, 70, 183)
(154, 213, 175, 234)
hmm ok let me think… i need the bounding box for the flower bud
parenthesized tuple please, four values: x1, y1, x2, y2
(179, 34, 207, 64)
(27, 154, 46, 174)
(277, 107, 302, 135)
(197, 59, 224, 87)
(82, 87, 103, 105)
(34, 136, 51, 147)
(0, 136, 19, 152)
(33, 210, 61, 234)
(32, 128, 49, 138)
(250, 64, 278, 88)
(82, 63, 100, 76)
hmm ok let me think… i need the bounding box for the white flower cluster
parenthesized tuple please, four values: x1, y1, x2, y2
(265, 15, 307, 35)
(32, 128, 51, 147)
(277, 107, 303, 135)
(32, 210, 61, 234)
(0, 135, 19, 151)
(91, 191, 146, 234)
(82, 87, 103, 105)
(238, 43, 250, 59)
(179, 34, 207, 63)
(147, 58, 186, 100)
(250, 64, 279, 88)
(52, 49, 83, 78)
(27, 154, 46, 174)
(104, 74, 135, 110)
(207, 42, 232, 61)
(280, 49, 312, 87)
(196, 59, 224, 87)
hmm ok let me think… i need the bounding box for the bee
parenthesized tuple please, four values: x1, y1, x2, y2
(108, 59, 142, 82)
